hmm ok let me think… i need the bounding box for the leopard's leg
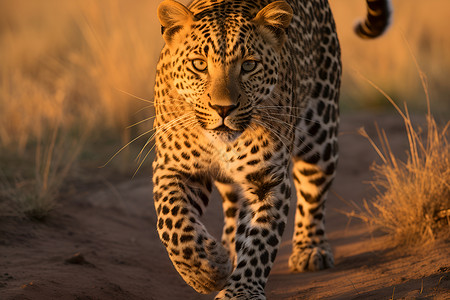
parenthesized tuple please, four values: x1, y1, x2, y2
(289, 157, 336, 272)
(288, 9, 341, 270)
(215, 181, 243, 268)
(216, 165, 291, 300)
(289, 105, 339, 272)
(153, 163, 232, 294)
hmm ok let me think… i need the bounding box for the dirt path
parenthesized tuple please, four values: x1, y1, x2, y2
(1, 113, 449, 299)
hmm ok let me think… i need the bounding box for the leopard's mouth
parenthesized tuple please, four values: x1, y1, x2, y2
(213, 124, 234, 132)
(209, 125, 242, 137)
(198, 119, 244, 132)
(197, 111, 252, 142)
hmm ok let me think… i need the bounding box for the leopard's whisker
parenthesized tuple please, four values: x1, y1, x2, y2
(133, 116, 198, 176)
(115, 88, 154, 104)
(100, 127, 155, 168)
(126, 116, 156, 129)
(259, 114, 317, 138)
(115, 88, 187, 105)
(139, 114, 196, 158)
(138, 115, 198, 162)
(256, 107, 319, 124)
(127, 111, 186, 129)
(256, 115, 315, 155)
(133, 105, 154, 115)
(259, 114, 297, 131)
(252, 119, 291, 152)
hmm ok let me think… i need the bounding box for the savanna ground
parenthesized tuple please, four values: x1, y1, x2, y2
(0, 0, 449, 299)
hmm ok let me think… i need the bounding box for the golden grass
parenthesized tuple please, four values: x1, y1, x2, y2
(0, 0, 162, 152)
(0, 0, 162, 218)
(359, 114, 449, 246)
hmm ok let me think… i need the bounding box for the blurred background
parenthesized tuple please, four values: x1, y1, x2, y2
(0, 0, 449, 215)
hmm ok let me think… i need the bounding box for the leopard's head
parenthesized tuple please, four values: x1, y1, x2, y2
(158, 0, 292, 142)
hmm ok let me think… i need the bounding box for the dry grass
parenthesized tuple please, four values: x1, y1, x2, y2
(0, 0, 162, 218)
(1, 125, 85, 220)
(359, 114, 449, 246)
(0, 0, 449, 218)
(0, 0, 161, 152)
(354, 56, 450, 246)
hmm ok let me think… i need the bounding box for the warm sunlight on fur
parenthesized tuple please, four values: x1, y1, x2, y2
(0, 0, 449, 152)
(0, 0, 447, 235)
(1, 1, 449, 298)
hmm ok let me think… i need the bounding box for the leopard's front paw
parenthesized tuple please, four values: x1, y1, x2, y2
(183, 266, 230, 294)
(288, 243, 334, 272)
(174, 239, 233, 294)
(215, 289, 266, 300)
(215, 279, 266, 300)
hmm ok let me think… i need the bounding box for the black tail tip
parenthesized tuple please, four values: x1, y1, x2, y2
(355, 0, 393, 39)
(354, 20, 391, 39)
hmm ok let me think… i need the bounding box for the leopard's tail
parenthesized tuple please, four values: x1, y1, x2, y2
(355, 0, 392, 39)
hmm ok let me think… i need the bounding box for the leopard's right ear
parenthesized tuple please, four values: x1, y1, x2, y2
(157, 0, 194, 46)
(252, 1, 293, 49)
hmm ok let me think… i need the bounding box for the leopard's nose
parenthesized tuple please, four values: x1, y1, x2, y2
(209, 103, 238, 118)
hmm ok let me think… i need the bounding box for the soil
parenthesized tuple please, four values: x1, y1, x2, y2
(1, 112, 449, 300)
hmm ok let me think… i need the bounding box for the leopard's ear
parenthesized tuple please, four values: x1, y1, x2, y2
(157, 0, 194, 46)
(252, 1, 293, 48)
(253, 1, 293, 29)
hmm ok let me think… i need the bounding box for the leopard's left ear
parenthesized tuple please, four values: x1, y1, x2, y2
(252, 1, 293, 48)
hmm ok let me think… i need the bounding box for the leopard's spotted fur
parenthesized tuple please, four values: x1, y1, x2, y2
(152, 0, 391, 299)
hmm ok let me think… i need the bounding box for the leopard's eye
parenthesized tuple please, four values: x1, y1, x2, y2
(241, 60, 258, 73)
(192, 59, 208, 72)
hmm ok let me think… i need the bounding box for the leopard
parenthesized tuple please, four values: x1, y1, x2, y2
(152, 0, 392, 299)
